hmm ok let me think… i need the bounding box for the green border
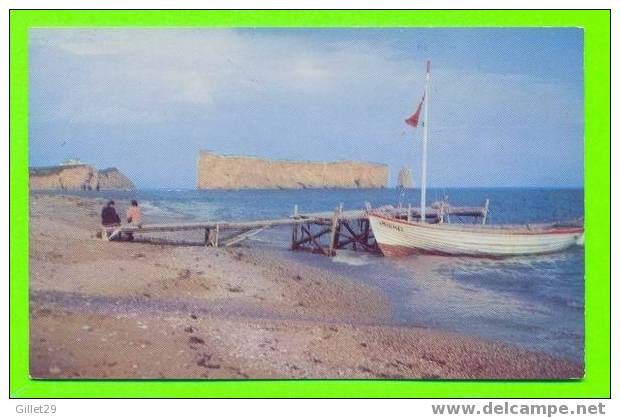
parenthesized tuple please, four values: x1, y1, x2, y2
(10, 10, 610, 398)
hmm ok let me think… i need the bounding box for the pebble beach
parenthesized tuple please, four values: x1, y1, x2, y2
(29, 194, 583, 379)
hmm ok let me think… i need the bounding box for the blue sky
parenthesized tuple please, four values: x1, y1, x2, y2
(28, 28, 583, 188)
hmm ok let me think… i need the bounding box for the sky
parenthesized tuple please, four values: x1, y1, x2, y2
(28, 28, 583, 188)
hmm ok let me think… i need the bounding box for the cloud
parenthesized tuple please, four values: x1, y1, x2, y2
(29, 28, 579, 127)
(28, 29, 583, 187)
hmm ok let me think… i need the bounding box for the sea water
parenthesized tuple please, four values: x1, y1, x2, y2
(50, 187, 584, 362)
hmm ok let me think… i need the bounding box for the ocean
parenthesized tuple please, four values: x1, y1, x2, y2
(46, 187, 584, 362)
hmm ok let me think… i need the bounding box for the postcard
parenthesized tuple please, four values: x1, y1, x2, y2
(25, 26, 588, 381)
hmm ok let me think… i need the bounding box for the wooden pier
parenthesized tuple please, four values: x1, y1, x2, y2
(100, 201, 488, 256)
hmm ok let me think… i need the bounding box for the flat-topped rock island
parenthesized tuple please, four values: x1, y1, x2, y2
(197, 151, 388, 189)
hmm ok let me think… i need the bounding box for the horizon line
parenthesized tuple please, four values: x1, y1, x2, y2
(117, 185, 585, 191)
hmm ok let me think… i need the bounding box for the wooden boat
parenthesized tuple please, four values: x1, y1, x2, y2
(369, 60, 584, 257)
(368, 212, 584, 257)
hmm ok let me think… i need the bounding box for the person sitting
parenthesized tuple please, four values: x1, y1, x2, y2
(126, 200, 142, 241)
(101, 200, 121, 240)
(101, 200, 121, 226)
(126, 200, 142, 227)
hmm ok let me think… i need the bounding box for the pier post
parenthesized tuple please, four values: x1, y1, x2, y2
(291, 205, 299, 249)
(482, 199, 490, 225)
(335, 204, 344, 249)
(438, 202, 445, 224)
(328, 205, 341, 256)
(207, 224, 221, 247)
(207, 227, 218, 247)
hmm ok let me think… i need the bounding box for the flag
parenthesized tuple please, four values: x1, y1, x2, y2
(405, 92, 425, 128)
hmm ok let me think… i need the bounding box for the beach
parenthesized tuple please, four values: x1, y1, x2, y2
(29, 193, 583, 379)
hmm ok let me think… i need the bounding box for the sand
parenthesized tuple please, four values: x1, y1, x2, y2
(28, 194, 583, 380)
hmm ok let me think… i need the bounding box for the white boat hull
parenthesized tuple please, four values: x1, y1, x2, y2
(368, 214, 583, 257)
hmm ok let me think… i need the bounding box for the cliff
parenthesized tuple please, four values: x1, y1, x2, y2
(29, 164, 135, 191)
(197, 151, 388, 189)
(97, 168, 135, 191)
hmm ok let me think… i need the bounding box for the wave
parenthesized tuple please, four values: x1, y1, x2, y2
(332, 252, 373, 266)
(139, 201, 187, 219)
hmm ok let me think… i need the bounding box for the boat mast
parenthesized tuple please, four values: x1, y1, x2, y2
(420, 60, 431, 222)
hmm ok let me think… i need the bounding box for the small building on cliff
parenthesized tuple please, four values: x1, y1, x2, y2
(197, 151, 388, 190)
(29, 164, 135, 191)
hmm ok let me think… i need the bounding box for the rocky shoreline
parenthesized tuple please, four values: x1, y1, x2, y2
(29, 164, 134, 191)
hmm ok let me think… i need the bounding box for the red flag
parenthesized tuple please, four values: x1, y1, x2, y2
(405, 92, 425, 128)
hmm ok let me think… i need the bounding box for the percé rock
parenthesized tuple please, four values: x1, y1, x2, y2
(29, 164, 135, 191)
(197, 151, 388, 189)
